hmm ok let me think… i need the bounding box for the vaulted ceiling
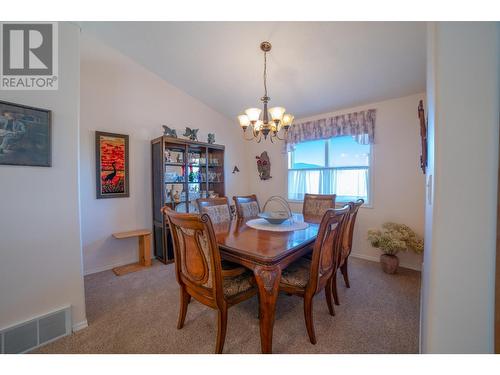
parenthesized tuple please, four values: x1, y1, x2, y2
(81, 22, 426, 119)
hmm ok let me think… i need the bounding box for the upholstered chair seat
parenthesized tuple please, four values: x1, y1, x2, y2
(223, 270, 255, 297)
(280, 258, 311, 289)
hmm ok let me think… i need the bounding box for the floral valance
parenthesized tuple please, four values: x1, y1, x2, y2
(285, 109, 376, 151)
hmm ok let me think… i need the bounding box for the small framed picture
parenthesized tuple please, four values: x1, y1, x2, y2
(0, 100, 51, 167)
(95, 131, 129, 199)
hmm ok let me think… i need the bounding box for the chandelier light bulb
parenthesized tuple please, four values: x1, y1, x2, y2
(269, 107, 286, 123)
(245, 108, 262, 123)
(282, 113, 295, 129)
(238, 114, 250, 129)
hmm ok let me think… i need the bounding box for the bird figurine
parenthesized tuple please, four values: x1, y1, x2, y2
(207, 133, 215, 144)
(183, 127, 199, 141)
(162, 125, 177, 138)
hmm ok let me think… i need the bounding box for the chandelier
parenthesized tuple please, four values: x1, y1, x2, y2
(237, 41, 294, 142)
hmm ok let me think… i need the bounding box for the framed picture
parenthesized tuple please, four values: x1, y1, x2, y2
(95, 131, 129, 199)
(0, 100, 51, 167)
(418, 100, 427, 174)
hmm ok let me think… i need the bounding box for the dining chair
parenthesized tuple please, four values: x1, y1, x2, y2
(302, 193, 337, 223)
(162, 207, 257, 353)
(301, 194, 337, 260)
(196, 197, 246, 275)
(337, 199, 364, 288)
(197, 197, 232, 223)
(279, 205, 349, 345)
(233, 194, 260, 219)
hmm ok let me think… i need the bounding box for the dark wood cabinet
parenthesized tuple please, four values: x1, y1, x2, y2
(151, 136, 225, 263)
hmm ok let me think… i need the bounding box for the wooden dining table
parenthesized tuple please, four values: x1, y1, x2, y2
(213, 216, 319, 354)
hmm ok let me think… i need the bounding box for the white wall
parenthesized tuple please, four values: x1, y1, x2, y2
(80, 34, 250, 275)
(420, 22, 499, 353)
(247, 93, 426, 270)
(0, 23, 86, 330)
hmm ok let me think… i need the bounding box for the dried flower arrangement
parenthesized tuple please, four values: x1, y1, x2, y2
(368, 222, 423, 255)
(367, 222, 423, 273)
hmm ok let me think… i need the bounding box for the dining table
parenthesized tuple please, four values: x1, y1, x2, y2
(213, 215, 319, 354)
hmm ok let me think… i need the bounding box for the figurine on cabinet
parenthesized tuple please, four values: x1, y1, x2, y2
(162, 125, 177, 138)
(183, 127, 199, 141)
(207, 133, 215, 144)
(173, 191, 180, 203)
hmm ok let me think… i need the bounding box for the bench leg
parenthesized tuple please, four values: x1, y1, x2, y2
(139, 234, 152, 267)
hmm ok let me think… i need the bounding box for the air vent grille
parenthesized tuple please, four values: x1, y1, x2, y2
(0, 306, 71, 354)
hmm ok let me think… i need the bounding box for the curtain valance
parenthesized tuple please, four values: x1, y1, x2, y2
(285, 109, 376, 151)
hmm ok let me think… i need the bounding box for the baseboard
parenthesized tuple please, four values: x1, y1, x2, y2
(72, 320, 88, 332)
(351, 252, 422, 271)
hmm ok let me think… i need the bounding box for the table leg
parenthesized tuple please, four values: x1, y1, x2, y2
(254, 265, 281, 354)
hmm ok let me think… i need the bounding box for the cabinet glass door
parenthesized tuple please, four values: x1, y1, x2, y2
(164, 144, 187, 212)
(186, 146, 206, 213)
(206, 148, 224, 199)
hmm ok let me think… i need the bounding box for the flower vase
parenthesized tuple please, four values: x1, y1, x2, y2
(380, 254, 399, 274)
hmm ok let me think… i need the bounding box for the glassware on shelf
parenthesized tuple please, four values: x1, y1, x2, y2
(165, 149, 184, 164)
(188, 165, 195, 182)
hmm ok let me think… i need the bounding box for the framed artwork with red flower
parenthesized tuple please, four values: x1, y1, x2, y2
(95, 131, 129, 199)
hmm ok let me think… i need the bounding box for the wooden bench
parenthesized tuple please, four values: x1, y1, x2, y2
(112, 229, 152, 276)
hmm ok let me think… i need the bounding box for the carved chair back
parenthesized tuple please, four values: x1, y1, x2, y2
(308, 205, 349, 294)
(233, 194, 260, 219)
(197, 197, 232, 223)
(162, 207, 224, 306)
(303, 193, 337, 223)
(339, 199, 364, 265)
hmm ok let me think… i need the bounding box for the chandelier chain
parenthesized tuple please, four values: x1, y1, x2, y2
(263, 51, 268, 98)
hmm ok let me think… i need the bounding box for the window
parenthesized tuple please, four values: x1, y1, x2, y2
(288, 136, 371, 204)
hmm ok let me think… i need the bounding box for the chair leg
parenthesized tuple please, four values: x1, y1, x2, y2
(341, 258, 350, 288)
(215, 305, 228, 354)
(177, 286, 190, 329)
(325, 279, 336, 316)
(304, 296, 317, 345)
(332, 271, 340, 306)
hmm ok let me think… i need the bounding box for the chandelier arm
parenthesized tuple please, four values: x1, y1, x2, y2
(273, 130, 287, 141)
(242, 132, 257, 141)
(252, 127, 260, 138)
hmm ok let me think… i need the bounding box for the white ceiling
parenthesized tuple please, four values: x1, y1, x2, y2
(81, 22, 426, 119)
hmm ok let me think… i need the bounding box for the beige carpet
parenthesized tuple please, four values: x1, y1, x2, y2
(33, 257, 420, 354)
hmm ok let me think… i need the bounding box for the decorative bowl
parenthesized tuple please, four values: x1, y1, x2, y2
(258, 211, 290, 225)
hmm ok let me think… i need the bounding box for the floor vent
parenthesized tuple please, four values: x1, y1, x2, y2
(0, 306, 71, 354)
